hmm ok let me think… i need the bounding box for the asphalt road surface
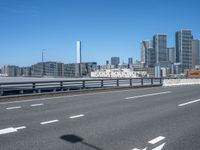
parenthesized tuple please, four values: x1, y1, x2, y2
(0, 85, 200, 150)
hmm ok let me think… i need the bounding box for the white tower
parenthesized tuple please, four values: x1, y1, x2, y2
(76, 40, 81, 63)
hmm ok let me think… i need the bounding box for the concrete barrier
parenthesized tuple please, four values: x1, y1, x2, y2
(163, 79, 200, 86)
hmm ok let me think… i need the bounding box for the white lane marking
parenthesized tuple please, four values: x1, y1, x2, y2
(31, 103, 44, 107)
(0, 128, 17, 135)
(148, 136, 166, 145)
(0, 87, 162, 105)
(15, 126, 26, 130)
(125, 91, 171, 99)
(0, 126, 26, 135)
(178, 99, 200, 106)
(132, 148, 147, 150)
(6, 106, 21, 110)
(152, 143, 166, 150)
(69, 114, 84, 119)
(40, 120, 59, 125)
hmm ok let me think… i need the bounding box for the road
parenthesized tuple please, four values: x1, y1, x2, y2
(0, 85, 200, 150)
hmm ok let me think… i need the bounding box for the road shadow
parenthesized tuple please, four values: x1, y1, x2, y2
(60, 134, 104, 150)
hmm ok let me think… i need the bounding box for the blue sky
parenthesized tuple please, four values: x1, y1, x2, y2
(0, 0, 200, 67)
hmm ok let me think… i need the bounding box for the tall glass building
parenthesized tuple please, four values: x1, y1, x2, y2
(153, 34, 168, 63)
(176, 29, 193, 72)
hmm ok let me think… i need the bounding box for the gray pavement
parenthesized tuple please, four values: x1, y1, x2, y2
(0, 85, 200, 150)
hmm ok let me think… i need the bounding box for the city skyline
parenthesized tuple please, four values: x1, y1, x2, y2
(1, 0, 200, 67)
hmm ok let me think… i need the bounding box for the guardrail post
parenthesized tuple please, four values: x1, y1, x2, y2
(130, 79, 132, 87)
(60, 81, 63, 91)
(151, 78, 153, 85)
(82, 80, 85, 89)
(0, 87, 3, 96)
(160, 78, 162, 84)
(101, 80, 104, 88)
(141, 78, 144, 86)
(32, 83, 36, 93)
(20, 90, 24, 94)
(116, 79, 119, 87)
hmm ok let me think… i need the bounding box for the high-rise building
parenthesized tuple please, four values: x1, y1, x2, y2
(140, 40, 153, 64)
(153, 33, 168, 63)
(167, 47, 175, 63)
(176, 29, 193, 72)
(111, 57, 120, 68)
(192, 39, 200, 68)
(146, 48, 156, 67)
(76, 40, 81, 64)
(128, 57, 133, 64)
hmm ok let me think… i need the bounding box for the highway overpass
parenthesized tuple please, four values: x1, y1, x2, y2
(0, 85, 200, 149)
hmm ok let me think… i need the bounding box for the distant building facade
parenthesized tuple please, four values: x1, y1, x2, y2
(1, 65, 20, 77)
(111, 57, 120, 68)
(31, 61, 64, 77)
(64, 62, 97, 77)
(128, 57, 133, 64)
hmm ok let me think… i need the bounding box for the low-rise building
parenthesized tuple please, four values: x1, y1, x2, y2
(91, 69, 148, 78)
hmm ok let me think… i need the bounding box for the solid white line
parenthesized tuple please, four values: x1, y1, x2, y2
(148, 136, 166, 145)
(132, 148, 147, 150)
(69, 114, 84, 119)
(6, 106, 21, 110)
(31, 103, 44, 107)
(152, 143, 166, 150)
(178, 99, 200, 107)
(125, 91, 171, 100)
(0, 127, 17, 135)
(40, 120, 59, 125)
(0, 87, 162, 105)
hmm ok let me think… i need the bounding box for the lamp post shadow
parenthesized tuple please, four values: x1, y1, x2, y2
(60, 134, 104, 150)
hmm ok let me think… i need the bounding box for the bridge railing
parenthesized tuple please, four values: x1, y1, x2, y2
(0, 78, 162, 96)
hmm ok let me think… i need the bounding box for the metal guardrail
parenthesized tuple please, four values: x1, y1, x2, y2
(0, 78, 162, 96)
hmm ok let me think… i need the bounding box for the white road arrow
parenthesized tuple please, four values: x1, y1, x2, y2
(132, 148, 147, 150)
(152, 143, 166, 150)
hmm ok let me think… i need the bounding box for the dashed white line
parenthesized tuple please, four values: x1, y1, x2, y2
(69, 114, 85, 119)
(0, 126, 26, 135)
(15, 126, 26, 130)
(178, 99, 200, 107)
(148, 136, 166, 145)
(6, 106, 21, 110)
(31, 103, 44, 107)
(0, 127, 17, 135)
(125, 91, 171, 100)
(40, 120, 59, 125)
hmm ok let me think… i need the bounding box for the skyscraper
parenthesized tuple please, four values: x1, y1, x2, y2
(76, 40, 81, 64)
(167, 47, 175, 63)
(153, 33, 168, 63)
(176, 29, 193, 72)
(192, 39, 200, 68)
